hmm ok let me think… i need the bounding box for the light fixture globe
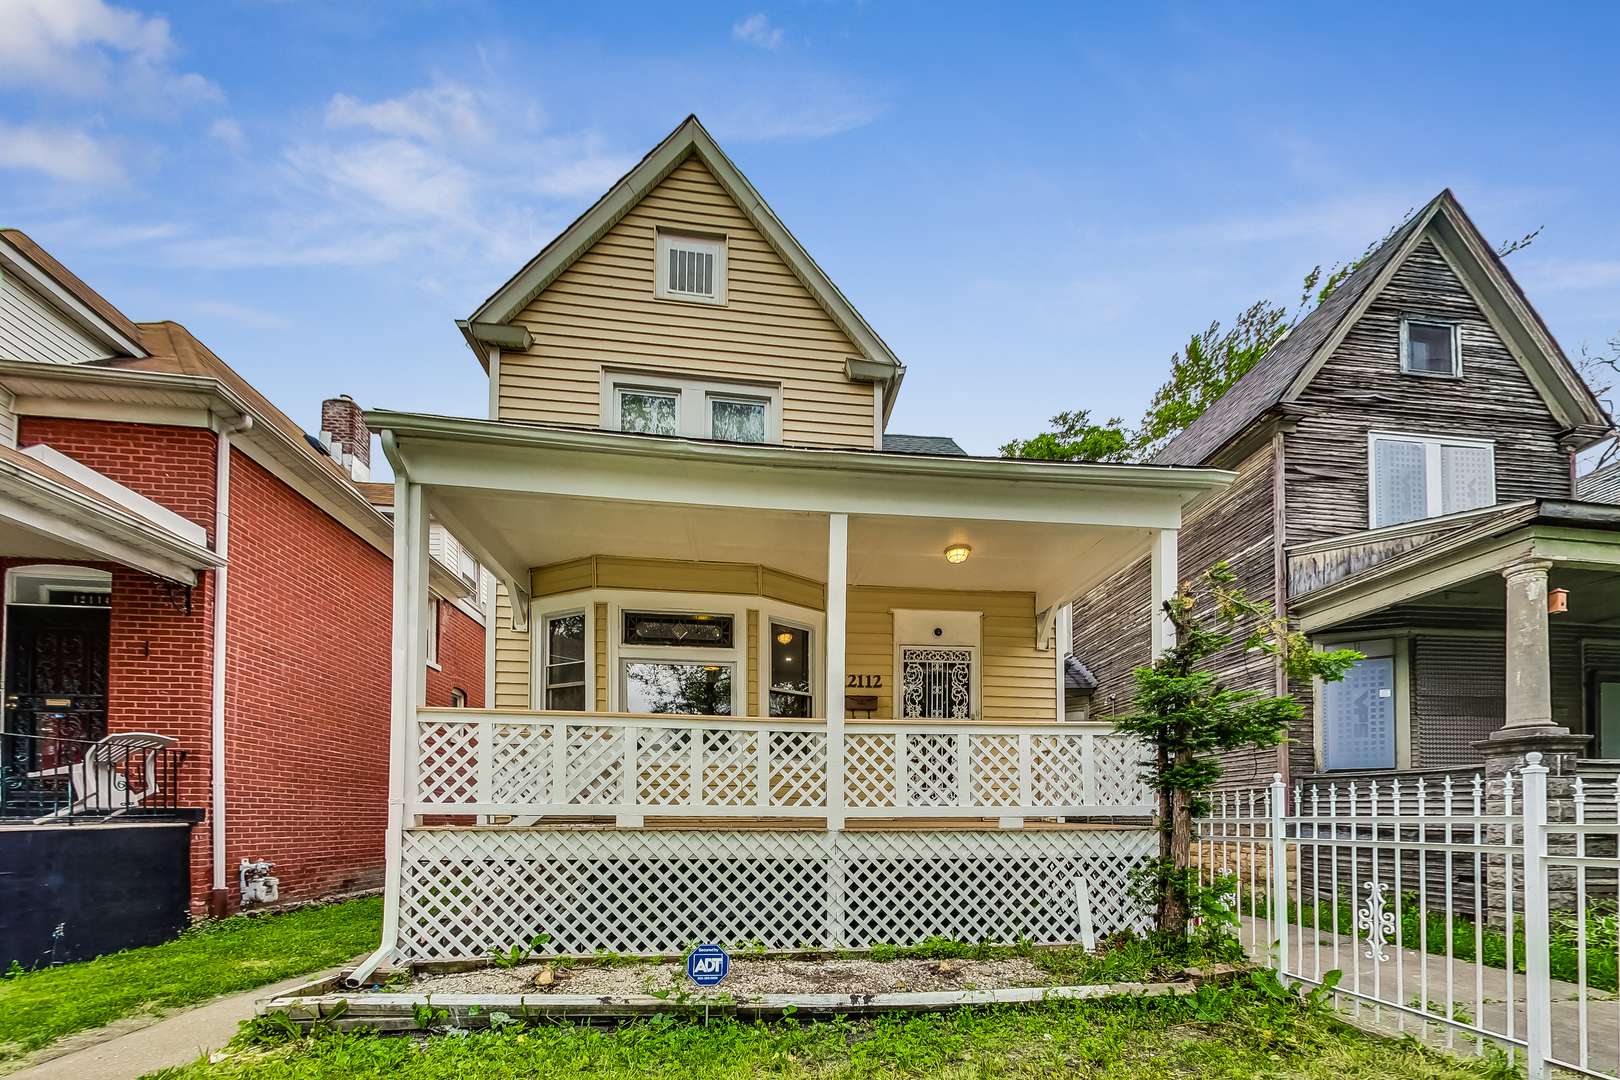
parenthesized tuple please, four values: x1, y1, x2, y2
(944, 544, 971, 564)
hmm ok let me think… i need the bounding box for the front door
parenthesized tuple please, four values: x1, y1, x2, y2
(3, 605, 110, 772)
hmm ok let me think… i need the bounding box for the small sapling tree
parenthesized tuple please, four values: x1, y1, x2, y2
(1115, 562, 1360, 935)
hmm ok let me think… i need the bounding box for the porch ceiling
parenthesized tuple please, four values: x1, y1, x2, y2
(426, 486, 1155, 605)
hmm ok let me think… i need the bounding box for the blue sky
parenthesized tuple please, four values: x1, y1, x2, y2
(3, 2, 1619, 473)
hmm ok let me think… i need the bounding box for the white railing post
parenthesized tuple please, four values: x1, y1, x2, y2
(956, 731, 972, 808)
(1521, 752, 1552, 1080)
(895, 731, 908, 808)
(1270, 772, 1289, 974)
(550, 719, 567, 804)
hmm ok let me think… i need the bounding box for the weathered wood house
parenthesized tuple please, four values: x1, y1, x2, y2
(1072, 190, 1620, 789)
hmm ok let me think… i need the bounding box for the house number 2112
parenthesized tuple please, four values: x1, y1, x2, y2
(846, 675, 882, 688)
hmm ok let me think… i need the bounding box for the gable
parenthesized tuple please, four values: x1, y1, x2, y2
(1285, 234, 1571, 542)
(0, 270, 117, 365)
(497, 155, 878, 449)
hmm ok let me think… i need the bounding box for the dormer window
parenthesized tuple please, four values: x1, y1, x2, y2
(655, 231, 726, 305)
(1401, 318, 1460, 377)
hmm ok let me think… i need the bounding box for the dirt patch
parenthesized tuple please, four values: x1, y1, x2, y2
(406, 956, 1053, 998)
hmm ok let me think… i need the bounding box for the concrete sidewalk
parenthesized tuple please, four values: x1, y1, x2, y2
(5, 964, 350, 1080)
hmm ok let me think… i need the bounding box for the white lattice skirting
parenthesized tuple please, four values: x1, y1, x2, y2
(395, 828, 1156, 959)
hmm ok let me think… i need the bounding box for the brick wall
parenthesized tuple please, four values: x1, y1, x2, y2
(221, 447, 392, 907)
(427, 600, 486, 709)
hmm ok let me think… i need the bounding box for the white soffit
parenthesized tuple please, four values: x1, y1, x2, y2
(21, 443, 209, 546)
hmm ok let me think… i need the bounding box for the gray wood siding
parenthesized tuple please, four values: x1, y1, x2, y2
(1285, 238, 1571, 545)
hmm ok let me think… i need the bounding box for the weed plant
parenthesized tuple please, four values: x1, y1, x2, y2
(0, 896, 381, 1062)
(163, 971, 1512, 1080)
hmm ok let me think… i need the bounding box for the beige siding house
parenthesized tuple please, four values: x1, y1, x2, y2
(354, 116, 1232, 973)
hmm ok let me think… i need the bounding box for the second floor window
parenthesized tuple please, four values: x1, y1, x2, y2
(608, 372, 779, 443)
(1369, 431, 1495, 529)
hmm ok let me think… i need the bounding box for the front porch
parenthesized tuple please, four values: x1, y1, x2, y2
(363, 414, 1231, 966)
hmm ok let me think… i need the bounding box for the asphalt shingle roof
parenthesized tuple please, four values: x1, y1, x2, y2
(883, 434, 967, 456)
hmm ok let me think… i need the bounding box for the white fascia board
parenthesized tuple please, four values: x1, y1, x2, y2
(22, 443, 209, 546)
(0, 469, 222, 585)
(0, 237, 145, 358)
(375, 412, 1231, 531)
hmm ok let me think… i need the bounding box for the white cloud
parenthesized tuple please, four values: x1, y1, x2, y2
(0, 121, 122, 182)
(288, 138, 480, 223)
(209, 117, 246, 148)
(733, 14, 783, 49)
(0, 0, 221, 107)
(188, 299, 289, 328)
(325, 83, 486, 144)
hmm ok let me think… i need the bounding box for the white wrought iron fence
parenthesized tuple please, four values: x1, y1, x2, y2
(413, 710, 1153, 823)
(1199, 754, 1620, 1080)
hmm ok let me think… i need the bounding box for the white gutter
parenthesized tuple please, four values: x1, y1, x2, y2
(211, 414, 253, 914)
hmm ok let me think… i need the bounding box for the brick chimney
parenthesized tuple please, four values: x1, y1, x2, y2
(319, 395, 371, 482)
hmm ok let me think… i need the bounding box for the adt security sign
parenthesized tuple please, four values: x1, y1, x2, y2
(686, 944, 729, 986)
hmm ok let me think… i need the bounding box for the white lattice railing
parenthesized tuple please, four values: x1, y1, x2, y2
(413, 709, 1152, 821)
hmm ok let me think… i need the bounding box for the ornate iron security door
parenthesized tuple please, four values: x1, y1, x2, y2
(899, 648, 972, 719)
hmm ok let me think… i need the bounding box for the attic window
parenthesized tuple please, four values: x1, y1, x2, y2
(1401, 319, 1460, 377)
(655, 232, 726, 305)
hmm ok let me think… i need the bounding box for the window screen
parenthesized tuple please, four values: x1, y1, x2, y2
(1322, 657, 1395, 770)
(1440, 443, 1493, 515)
(1373, 439, 1427, 528)
(1405, 321, 1457, 375)
(769, 624, 811, 718)
(545, 613, 586, 711)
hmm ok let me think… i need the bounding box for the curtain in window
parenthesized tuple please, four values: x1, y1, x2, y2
(1373, 439, 1427, 528)
(899, 648, 971, 719)
(1440, 443, 1493, 515)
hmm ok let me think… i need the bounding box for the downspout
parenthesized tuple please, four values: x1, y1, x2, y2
(208, 413, 253, 919)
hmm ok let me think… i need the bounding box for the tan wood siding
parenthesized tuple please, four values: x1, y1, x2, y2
(499, 156, 876, 449)
(530, 555, 824, 610)
(493, 584, 531, 709)
(1287, 238, 1571, 545)
(594, 601, 608, 712)
(747, 608, 760, 716)
(845, 587, 1053, 722)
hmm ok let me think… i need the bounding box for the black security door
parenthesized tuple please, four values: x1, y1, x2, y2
(3, 606, 110, 772)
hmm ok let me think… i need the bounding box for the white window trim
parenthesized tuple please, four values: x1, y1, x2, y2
(1399, 317, 1463, 378)
(532, 588, 824, 716)
(1366, 430, 1496, 530)
(601, 368, 783, 443)
(765, 615, 816, 719)
(539, 607, 589, 712)
(654, 229, 727, 305)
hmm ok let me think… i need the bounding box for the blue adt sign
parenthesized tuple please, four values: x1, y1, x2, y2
(686, 944, 729, 986)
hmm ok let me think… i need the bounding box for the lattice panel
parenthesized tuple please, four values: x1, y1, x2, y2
(970, 734, 1020, 806)
(636, 728, 691, 805)
(1093, 736, 1149, 805)
(490, 724, 552, 804)
(845, 734, 896, 807)
(394, 827, 1154, 959)
(565, 726, 625, 805)
(1029, 735, 1084, 806)
(704, 729, 759, 805)
(906, 733, 958, 806)
(417, 721, 478, 803)
(769, 731, 826, 807)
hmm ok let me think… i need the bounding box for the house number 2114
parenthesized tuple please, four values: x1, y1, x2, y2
(846, 675, 882, 688)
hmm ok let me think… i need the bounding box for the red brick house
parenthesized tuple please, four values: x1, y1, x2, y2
(0, 229, 487, 966)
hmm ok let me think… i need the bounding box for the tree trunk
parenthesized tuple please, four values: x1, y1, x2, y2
(1162, 785, 1192, 934)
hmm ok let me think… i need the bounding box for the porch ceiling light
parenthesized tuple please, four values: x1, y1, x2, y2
(944, 544, 971, 564)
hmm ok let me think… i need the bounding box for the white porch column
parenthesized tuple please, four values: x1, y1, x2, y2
(1498, 558, 1562, 735)
(826, 513, 848, 831)
(350, 476, 428, 985)
(1149, 528, 1178, 660)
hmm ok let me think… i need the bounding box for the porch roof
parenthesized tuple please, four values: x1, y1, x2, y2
(1287, 498, 1620, 631)
(370, 410, 1233, 619)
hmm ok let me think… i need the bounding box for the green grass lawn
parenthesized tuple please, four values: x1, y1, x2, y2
(0, 895, 382, 1063)
(149, 973, 1515, 1080)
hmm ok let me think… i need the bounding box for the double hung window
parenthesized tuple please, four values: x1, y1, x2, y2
(769, 623, 812, 718)
(606, 372, 779, 443)
(1369, 432, 1495, 529)
(621, 611, 736, 716)
(544, 613, 587, 711)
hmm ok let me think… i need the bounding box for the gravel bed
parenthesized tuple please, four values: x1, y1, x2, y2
(406, 956, 1054, 997)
